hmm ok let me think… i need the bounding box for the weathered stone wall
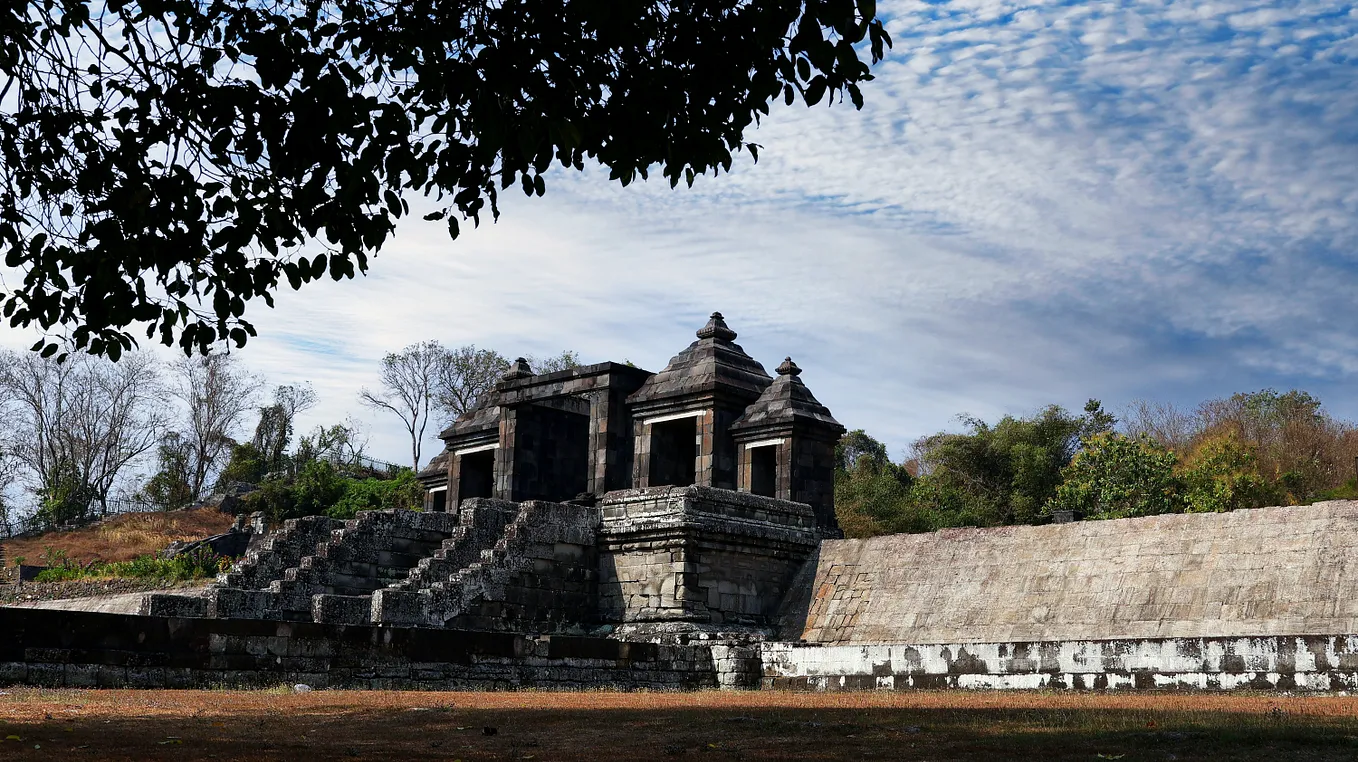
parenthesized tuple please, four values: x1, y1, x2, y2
(218, 516, 343, 591)
(787, 501, 1358, 645)
(760, 636, 1358, 691)
(0, 607, 723, 690)
(598, 486, 820, 627)
(206, 509, 460, 622)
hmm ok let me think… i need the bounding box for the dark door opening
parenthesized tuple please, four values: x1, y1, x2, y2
(650, 416, 698, 487)
(431, 489, 448, 512)
(457, 449, 496, 503)
(749, 445, 777, 497)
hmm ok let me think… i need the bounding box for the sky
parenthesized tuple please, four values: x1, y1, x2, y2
(5, 0, 1358, 468)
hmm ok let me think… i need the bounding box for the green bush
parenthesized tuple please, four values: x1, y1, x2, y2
(1045, 432, 1183, 520)
(1178, 432, 1282, 513)
(327, 470, 424, 520)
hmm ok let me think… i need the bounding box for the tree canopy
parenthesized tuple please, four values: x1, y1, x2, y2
(0, 0, 891, 359)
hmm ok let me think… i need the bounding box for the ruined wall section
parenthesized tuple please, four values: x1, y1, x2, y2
(598, 486, 820, 628)
(788, 501, 1358, 645)
(216, 516, 343, 591)
(0, 607, 724, 691)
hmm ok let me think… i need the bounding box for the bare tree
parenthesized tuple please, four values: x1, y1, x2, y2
(0, 351, 168, 522)
(170, 355, 262, 501)
(433, 347, 581, 427)
(1121, 400, 1198, 452)
(433, 345, 508, 422)
(361, 341, 444, 470)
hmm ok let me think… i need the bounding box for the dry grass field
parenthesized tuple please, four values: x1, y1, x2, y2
(2, 688, 1358, 760)
(2, 508, 235, 567)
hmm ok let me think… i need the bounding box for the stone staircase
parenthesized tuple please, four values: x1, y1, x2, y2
(207, 509, 460, 621)
(372, 500, 600, 631)
(311, 498, 520, 624)
(147, 498, 603, 632)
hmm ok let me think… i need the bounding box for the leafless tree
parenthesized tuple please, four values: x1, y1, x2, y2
(1121, 399, 1199, 452)
(170, 354, 262, 501)
(360, 341, 444, 470)
(433, 345, 508, 422)
(0, 351, 168, 521)
(432, 346, 581, 426)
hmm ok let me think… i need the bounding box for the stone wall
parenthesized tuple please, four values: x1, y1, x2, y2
(787, 501, 1358, 645)
(760, 636, 1358, 691)
(598, 486, 820, 627)
(0, 606, 723, 690)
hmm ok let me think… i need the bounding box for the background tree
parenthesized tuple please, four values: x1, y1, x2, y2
(911, 400, 1115, 526)
(360, 341, 442, 470)
(1046, 432, 1182, 520)
(250, 383, 318, 473)
(140, 432, 197, 510)
(528, 350, 583, 376)
(169, 355, 261, 501)
(433, 345, 509, 422)
(1, 0, 891, 358)
(433, 346, 582, 425)
(0, 351, 166, 524)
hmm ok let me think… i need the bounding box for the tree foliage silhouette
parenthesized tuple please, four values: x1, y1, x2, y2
(0, 0, 891, 359)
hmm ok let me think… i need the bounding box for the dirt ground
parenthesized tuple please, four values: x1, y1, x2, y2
(3, 688, 1358, 761)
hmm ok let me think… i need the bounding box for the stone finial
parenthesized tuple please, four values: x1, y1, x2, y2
(503, 357, 535, 380)
(776, 357, 802, 376)
(696, 312, 737, 341)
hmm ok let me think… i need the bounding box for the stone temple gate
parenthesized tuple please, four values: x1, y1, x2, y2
(421, 311, 845, 535)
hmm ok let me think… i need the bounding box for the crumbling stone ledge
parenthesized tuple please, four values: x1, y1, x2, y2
(0, 606, 726, 691)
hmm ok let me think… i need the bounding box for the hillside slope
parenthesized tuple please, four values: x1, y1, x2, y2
(2, 508, 235, 567)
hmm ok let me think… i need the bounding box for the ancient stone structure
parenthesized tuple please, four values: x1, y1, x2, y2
(144, 314, 833, 641)
(427, 312, 844, 536)
(782, 501, 1358, 645)
(12, 315, 1358, 692)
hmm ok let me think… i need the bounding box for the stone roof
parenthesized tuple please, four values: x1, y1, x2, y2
(417, 450, 450, 483)
(440, 390, 501, 440)
(730, 358, 844, 437)
(627, 313, 772, 408)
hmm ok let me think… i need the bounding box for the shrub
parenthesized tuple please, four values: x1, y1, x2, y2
(33, 546, 228, 583)
(1046, 432, 1183, 520)
(327, 470, 424, 520)
(1177, 432, 1282, 513)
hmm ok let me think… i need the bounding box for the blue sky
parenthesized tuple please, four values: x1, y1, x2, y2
(6, 0, 1358, 468)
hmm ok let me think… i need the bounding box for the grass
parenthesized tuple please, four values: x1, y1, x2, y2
(2, 508, 235, 567)
(31, 546, 229, 583)
(1, 689, 1358, 760)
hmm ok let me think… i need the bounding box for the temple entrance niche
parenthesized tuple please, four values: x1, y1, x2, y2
(648, 415, 699, 487)
(456, 448, 496, 503)
(747, 444, 778, 497)
(511, 400, 592, 502)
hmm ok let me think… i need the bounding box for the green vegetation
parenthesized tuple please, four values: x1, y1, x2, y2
(239, 460, 424, 523)
(837, 388, 1358, 537)
(32, 545, 228, 583)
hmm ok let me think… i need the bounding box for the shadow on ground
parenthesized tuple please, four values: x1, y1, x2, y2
(2, 689, 1358, 760)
